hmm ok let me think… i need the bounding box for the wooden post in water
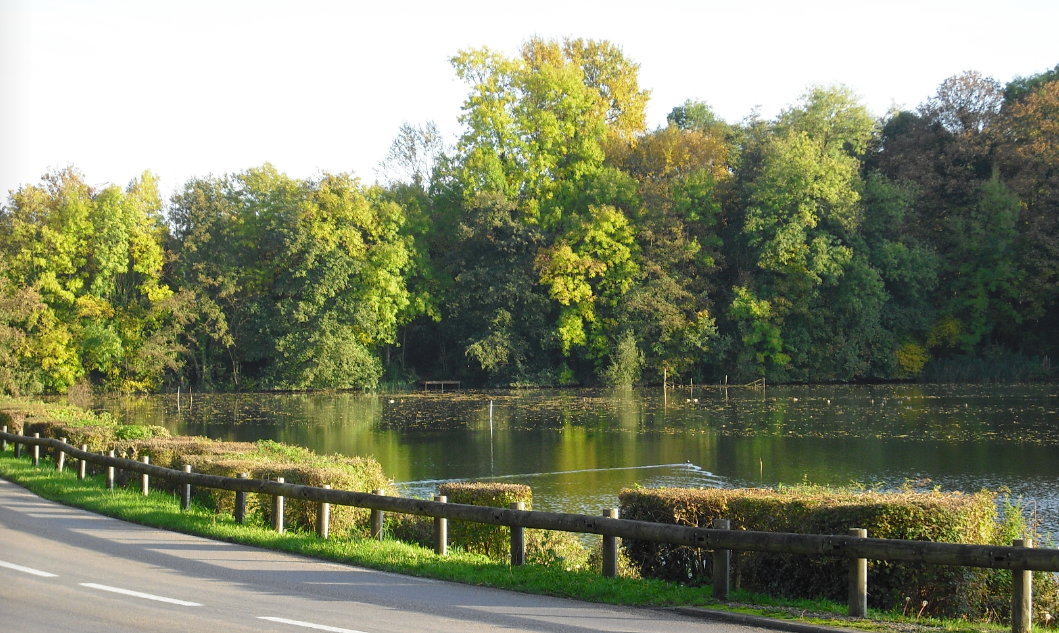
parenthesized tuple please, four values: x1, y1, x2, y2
(317, 484, 330, 539)
(234, 473, 248, 523)
(510, 501, 525, 566)
(140, 456, 150, 495)
(713, 519, 731, 600)
(370, 489, 385, 540)
(1012, 538, 1034, 633)
(602, 508, 619, 578)
(57, 438, 67, 472)
(181, 465, 192, 510)
(32, 433, 40, 466)
(848, 528, 868, 618)
(434, 495, 448, 556)
(78, 445, 87, 480)
(106, 450, 115, 489)
(272, 477, 285, 534)
(663, 368, 668, 409)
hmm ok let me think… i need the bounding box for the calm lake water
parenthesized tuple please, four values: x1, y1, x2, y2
(92, 384, 1059, 533)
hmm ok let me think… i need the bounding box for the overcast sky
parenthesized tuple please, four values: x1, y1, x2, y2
(1, 0, 1057, 201)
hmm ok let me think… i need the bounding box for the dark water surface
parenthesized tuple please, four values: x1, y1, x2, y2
(93, 384, 1059, 533)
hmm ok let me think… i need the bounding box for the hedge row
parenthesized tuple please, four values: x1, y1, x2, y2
(410, 482, 588, 568)
(619, 485, 1057, 619)
(7, 398, 1052, 620)
(439, 482, 533, 559)
(0, 400, 170, 452)
(0, 400, 392, 537)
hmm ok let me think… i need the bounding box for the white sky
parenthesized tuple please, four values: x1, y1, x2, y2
(2, 0, 1057, 202)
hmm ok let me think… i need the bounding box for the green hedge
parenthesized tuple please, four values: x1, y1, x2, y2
(192, 450, 393, 537)
(0, 399, 393, 537)
(0, 400, 170, 455)
(435, 482, 588, 568)
(438, 482, 532, 559)
(619, 485, 1058, 619)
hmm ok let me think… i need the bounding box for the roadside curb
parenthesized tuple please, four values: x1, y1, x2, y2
(672, 606, 867, 633)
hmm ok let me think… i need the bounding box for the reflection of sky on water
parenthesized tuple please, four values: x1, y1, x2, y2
(93, 384, 1059, 535)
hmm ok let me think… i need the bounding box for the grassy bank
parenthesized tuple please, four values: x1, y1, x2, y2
(0, 449, 1006, 633)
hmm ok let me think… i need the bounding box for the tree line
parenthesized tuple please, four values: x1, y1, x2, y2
(2, 38, 1057, 394)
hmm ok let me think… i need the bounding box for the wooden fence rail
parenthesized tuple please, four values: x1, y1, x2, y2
(0, 431, 1046, 633)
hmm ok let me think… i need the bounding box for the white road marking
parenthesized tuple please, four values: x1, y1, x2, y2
(258, 616, 370, 632)
(0, 559, 58, 577)
(79, 583, 202, 606)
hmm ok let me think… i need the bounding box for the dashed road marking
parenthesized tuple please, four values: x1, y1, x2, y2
(0, 559, 58, 577)
(258, 616, 370, 632)
(79, 583, 202, 606)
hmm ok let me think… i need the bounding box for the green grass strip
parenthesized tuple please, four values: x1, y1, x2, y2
(0, 450, 1004, 633)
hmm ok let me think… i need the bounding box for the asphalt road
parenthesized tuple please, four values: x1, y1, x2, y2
(0, 478, 771, 633)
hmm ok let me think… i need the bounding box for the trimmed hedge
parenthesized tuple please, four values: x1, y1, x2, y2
(439, 482, 532, 559)
(0, 399, 393, 537)
(0, 400, 170, 454)
(190, 449, 394, 537)
(435, 482, 588, 568)
(619, 485, 1057, 619)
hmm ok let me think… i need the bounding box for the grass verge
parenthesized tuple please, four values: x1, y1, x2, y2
(0, 449, 1004, 633)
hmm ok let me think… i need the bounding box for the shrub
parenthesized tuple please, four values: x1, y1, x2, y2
(1, 399, 167, 454)
(619, 485, 1057, 618)
(390, 513, 434, 547)
(602, 330, 644, 387)
(0, 399, 394, 537)
(185, 442, 394, 537)
(439, 482, 533, 559)
(113, 436, 256, 471)
(524, 528, 590, 569)
(436, 482, 588, 567)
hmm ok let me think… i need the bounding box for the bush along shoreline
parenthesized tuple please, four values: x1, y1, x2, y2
(621, 486, 1057, 621)
(0, 397, 1044, 631)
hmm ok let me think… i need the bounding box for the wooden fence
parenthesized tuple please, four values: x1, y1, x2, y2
(0, 429, 1048, 633)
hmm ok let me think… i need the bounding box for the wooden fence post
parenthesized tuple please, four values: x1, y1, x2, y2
(14, 433, 21, 458)
(712, 518, 731, 600)
(234, 473, 247, 523)
(32, 433, 40, 467)
(272, 477, 285, 534)
(140, 456, 150, 495)
(2, 425, 7, 452)
(434, 495, 447, 556)
(602, 508, 619, 578)
(181, 465, 192, 510)
(106, 450, 115, 489)
(510, 501, 525, 566)
(317, 484, 330, 539)
(849, 528, 868, 617)
(370, 489, 385, 540)
(57, 438, 67, 472)
(78, 445, 87, 480)
(1013, 538, 1034, 633)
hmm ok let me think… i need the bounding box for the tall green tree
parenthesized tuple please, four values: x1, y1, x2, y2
(0, 168, 184, 392)
(170, 165, 415, 390)
(436, 37, 651, 384)
(733, 86, 887, 380)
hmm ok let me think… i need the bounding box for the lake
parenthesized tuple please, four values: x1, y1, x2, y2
(92, 383, 1059, 534)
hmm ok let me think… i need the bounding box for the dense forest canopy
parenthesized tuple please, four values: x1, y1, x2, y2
(2, 39, 1058, 393)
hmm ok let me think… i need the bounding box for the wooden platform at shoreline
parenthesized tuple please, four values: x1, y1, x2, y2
(419, 380, 462, 392)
